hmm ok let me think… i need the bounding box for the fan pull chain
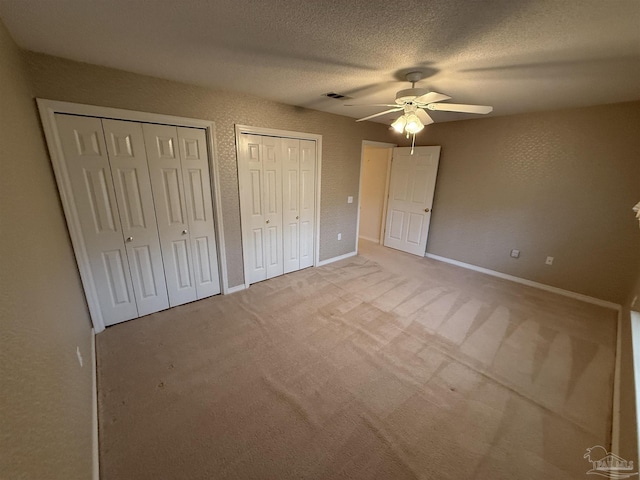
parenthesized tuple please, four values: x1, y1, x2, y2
(411, 133, 416, 155)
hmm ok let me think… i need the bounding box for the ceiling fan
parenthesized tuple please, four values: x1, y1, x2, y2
(346, 71, 493, 152)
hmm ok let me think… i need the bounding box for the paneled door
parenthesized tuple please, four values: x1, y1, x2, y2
(103, 119, 169, 316)
(384, 146, 441, 256)
(177, 127, 221, 298)
(282, 138, 300, 274)
(239, 134, 284, 284)
(282, 138, 317, 273)
(143, 123, 198, 307)
(55, 114, 138, 325)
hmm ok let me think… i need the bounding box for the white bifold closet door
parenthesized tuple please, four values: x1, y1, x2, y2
(54, 114, 220, 327)
(240, 133, 316, 286)
(282, 138, 316, 273)
(143, 123, 221, 307)
(56, 114, 139, 325)
(102, 119, 169, 316)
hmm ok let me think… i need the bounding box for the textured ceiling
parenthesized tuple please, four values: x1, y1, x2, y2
(1, 0, 639, 124)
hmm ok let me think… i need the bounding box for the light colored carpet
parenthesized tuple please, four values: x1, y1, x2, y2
(97, 240, 616, 480)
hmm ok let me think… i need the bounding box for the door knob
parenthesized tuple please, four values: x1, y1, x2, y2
(182, 229, 188, 235)
(126, 236, 133, 242)
(424, 208, 430, 213)
(266, 219, 270, 224)
(296, 216, 299, 220)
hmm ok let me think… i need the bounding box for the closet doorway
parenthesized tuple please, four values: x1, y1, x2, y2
(38, 99, 229, 333)
(235, 125, 322, 288)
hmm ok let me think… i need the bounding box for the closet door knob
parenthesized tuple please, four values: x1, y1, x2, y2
(266, 220, 270, 224)
(296, 216, 299, 220)
(424, 208, 430, 213)
(182, 229, 188, 235)
(126, 236, 133, 242)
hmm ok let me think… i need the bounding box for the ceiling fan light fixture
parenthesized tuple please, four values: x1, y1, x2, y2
(404, 113, 424, 134)
(391, 115, 406, 133)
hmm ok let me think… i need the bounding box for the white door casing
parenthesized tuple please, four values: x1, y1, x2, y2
(102, 119, 170, 316)
(55, 114, 139, 325)
(143, 123, 198, 307)
(384, 146, 441, 256)
(177, 127, 221, 298)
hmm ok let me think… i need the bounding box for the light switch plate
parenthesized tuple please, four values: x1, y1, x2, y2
(510, 249, 520, 258)
(347, 196, 353, 204)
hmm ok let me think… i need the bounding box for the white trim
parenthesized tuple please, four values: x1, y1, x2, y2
(358, 235, 381, 244)
(91, 328, 99, 480)
(317, 251, 357, 266)
(612, 309, 622, 452)
(425, 253, 621, 311)
(380, 148, 393, 244)
(226, 284, 247, 294)
(631, 311, 640, 463)
(356, 140, 396, 253)
(36, 99, 231, 332)
(234, 124, 323, 287)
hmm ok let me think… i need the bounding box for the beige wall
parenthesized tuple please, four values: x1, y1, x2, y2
(418, 102, 640, 304)
(359, 146, 391, 242)
(0, 20, 94, 480)
(24, 52, 394, 287)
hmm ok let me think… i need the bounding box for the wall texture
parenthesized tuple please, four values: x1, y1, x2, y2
(359, 146, 391, 242)
(419, 102, 640, 304)
(0, 20, 94, 480)
(24, 52, 394, 287)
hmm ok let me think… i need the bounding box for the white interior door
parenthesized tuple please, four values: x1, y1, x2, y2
(102, 119, 169, 316)
(239, 134, 284, 283)
(384, 146, 441, 256)
(282, 138, 300, 274)
(144, 123, 197, 307)
(55, 114, 138, 325)
(177, 127, 221, 299)
(299, 140, 316, 269)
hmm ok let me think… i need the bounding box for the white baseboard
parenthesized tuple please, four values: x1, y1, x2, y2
(358, 235, 380, 244)
(611, 309, 622, 452)
(317, 251, 357, 267)
(226, 284, 246, 294)
(425, 253, 621, 311)
(91, 328, 99, 480)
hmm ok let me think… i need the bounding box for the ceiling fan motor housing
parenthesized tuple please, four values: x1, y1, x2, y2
(395, 88, 430, 104)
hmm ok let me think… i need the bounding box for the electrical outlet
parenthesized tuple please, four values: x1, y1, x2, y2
(347, 196, 353, 204)
(76, 346, 83, 367)
(338, 233, 342, 240)
(545, 256, 554, 265)
(510, 249, 520, 258)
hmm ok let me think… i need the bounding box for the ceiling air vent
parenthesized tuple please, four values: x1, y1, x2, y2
(323, 92, 350, 100)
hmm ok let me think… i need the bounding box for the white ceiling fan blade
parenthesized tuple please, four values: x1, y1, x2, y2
(427, 103, 493, 114)
(356, 108, 403, 122)
(416, 108, 434, 126)
(345, 103, 399, 107)
(413, 92, 451, 104)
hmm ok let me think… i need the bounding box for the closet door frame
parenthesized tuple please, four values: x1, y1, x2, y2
(235, 124, 323, 290)
(37, 99, 229, 333)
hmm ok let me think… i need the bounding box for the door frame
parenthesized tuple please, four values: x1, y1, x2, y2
(356, 140, 396, 251)
(37, 99, 230, 333)
(235, 125, 323, 290)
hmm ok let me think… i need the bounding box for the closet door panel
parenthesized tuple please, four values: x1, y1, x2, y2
(143, 123, 197, 307)
(177, 127, 221, 298)
(103, 119, 169, 316)
(299, 140, 316, 269)
(262, 136, 283, 279)
(240, 134, 267, 284)
(55, 114, 138, 325)
(282, 139, 300, 274)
